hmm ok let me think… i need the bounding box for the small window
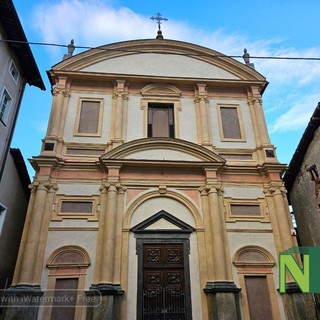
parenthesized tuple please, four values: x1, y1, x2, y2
(230, 204, 260, 216)
(218, 105, 244, 140)
(53, 196, 99, 221)
(0, 203, 6, 233)
(148, 104, 174, 138)
(225, 198, 269, 222)
(60, 201, 93, 213)
(9, 61, 19, 83)
(0, 89, 12, 125)
(76, 100, 102, 135)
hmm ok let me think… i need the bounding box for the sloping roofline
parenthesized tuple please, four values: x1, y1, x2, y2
(283, 102, 320, 192)
(0, 0, 45, 90)
(49, 38, 268, 94)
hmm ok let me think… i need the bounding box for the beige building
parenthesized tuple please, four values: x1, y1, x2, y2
(3, 37, 316, 319)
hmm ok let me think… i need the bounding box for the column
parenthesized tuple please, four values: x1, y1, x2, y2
(270, 185, 295, 251)
(207, 186, 227, 280)
(19, 181, 50, 284)
(199, 187, 215, 280)
(88, 179, 123, 320)
(100, 184, 118, 283)
(93, 183, 108, 284)
(2, 182, 50, 320)
(33, 184, 58, 283)
(113, 186, 126, 284)
(203, 181, 241, 320)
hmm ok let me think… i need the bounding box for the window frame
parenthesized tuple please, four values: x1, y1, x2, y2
(224, 197, 269, 222)
(74, 98, 104, 137)
(217, 104, 246, 142)
(0, 88, 12, 125)
(44, 246, 91, 320)
(233, 246, 279, 320)
(9, 60, 19, 84)
(141, 98, 181, 139)
(52, 195, 99, 221)
(147, 103, 175, 138)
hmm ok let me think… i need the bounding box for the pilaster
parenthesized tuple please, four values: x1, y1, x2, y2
(111, 80, 128, 147)
(194, 84, 212, 147)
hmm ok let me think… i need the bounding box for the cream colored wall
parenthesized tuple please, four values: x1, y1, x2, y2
(126, 195, 203, 320)
(126, 96, 144, 141)
(57, 183, 101, 195)
(223, 186, 264, 198)
(179, 98, 198, 143)
(123, 149, 201, 161)
(40, 229, 98, 289)
(82, 53, 240, 80)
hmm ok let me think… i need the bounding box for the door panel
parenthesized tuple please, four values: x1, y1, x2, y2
(142, 244, 186, 320)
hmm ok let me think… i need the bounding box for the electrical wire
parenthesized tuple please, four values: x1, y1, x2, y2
(1, 38, 320, 61)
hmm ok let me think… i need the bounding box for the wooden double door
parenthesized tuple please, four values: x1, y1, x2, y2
(142, 243, 187, 320)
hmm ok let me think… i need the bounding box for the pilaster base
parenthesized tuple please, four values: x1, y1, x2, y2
(204, 281, 241, 320)
(281, 283, 318, 320)
(0, 285, 43, 320)
(86, 284, 124, 320)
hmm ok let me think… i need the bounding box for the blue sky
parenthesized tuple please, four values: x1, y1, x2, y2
(11, 0, 320, 177)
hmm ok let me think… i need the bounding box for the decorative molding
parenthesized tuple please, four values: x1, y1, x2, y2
(131, 210, 195, 234)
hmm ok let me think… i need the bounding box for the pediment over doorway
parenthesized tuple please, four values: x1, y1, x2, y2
(131, 210, 195, 234)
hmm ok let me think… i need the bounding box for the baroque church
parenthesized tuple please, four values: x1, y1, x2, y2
(2, 23, 316, 320)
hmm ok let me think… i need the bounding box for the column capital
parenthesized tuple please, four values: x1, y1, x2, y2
(199, 184, 224, 195)
(52, 87, 70, 97)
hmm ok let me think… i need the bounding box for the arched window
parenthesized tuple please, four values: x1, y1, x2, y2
(233, 246, 280, 320)
(44, 246, 91, 320)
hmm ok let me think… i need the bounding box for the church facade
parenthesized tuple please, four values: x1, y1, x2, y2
(3, 38, 316, 319)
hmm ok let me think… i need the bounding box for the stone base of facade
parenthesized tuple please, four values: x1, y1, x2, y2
(0, 285, 43, 320)
(204, 281, 241, 320)
(281, 282, 318, 320)
(86, 284, 124, 320)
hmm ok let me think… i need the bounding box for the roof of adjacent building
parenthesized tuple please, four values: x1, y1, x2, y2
(0, 0, 45, 90)
(10, 148, 30, 197)
(283, 102, 320, 192)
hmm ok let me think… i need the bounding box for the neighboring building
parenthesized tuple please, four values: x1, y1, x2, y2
(284, 102, 320, 247)
(0, 149, 30, 290)
(0, 0, 45, 296)
(4, 34, 316, 319)
(0, 0, 45, 182)
(283, 102, 320, 318)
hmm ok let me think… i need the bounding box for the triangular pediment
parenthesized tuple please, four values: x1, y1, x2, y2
(131, 210, 195, 233)
(100, 138, 226, 164)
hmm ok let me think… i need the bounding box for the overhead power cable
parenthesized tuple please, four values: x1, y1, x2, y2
(2, 38, 320, 61)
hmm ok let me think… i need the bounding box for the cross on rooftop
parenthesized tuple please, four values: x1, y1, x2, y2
(150, 13, 168, 39)
(150, 12, 168, 30)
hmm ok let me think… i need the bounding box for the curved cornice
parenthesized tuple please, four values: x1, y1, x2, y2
(51, 39, 266, 82)
(100, 138, 226, 164)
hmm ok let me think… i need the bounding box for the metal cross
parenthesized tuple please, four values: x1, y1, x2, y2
(150, 13, 168, 30)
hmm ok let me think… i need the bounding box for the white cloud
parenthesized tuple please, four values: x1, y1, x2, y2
(269, 93, 319, 133)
